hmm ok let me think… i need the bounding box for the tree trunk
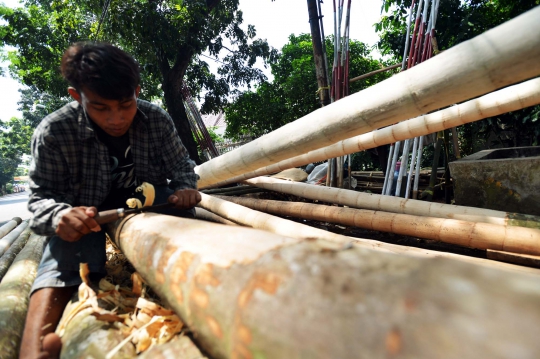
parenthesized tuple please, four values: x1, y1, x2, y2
(195, 8, 540, 188)
(200, 76, 540, 189)
(159, 50, 202, 164)
(243, 177, 540, 228)
(214, 196, 540, 256)
(0, 233, 46, 359)
(0, 227, 32, 282)
(107, 213, 540, 359)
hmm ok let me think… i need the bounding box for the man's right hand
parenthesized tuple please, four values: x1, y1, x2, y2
(55, 206, 101, 242)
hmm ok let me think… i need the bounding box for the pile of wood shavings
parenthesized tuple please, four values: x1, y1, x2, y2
(55, 238, 185, 356)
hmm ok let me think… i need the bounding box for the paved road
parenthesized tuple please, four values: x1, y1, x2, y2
(0, 191, 32, 227)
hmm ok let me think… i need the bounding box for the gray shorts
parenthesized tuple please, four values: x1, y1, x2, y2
(31, 185, 195, 294)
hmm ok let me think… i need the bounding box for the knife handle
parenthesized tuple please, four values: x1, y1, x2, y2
(95, 208, 126, 225)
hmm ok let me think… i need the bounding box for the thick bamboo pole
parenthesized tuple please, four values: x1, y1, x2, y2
(108, 213, 540, 359)
(0, 217, 22, 240)
(0, 233, 46, 359)
(204, 77, 540, 189)
(215, 196, 540, 256)
(0, 221, 29, 257)
(0, 227, 32, 282)
(198, 193, 349, 244)
(196, 8, 540, 189)
(243, 177, 540, 228)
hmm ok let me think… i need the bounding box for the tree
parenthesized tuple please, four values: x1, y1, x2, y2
(0, 117, 33, 189)
(17, 86, 71, 128)
(224, 34, 396, 140)
(1, 0, 277, 163)
(375, 0, 540, 156)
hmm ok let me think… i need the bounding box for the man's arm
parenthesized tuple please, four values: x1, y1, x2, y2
(28, 130, 100, 239)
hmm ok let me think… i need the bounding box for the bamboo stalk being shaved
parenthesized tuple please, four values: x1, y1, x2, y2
(215, 196, 540, 256)
(196, 8, 540, 189)
(107, 212, 540, 359)
(202, 77, 540, 189)
(243, 177, 540, 229)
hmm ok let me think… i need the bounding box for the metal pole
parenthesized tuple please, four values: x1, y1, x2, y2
(395, 139, 411, 197)
(405, 136, 419, 199)
(412, 136, 424, 199)
(385, 141, 401, 195)
(382, 144, 395, 194)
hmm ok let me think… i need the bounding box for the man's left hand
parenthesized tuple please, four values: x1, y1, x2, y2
(168, 189, 201, 209)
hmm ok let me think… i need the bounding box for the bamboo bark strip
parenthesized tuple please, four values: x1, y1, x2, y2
(0, 217, 22, 240)
(198, 193, 350, 244)
(0, 233, 46, 359)
(0, 227, 33, 282)
(195, 207, 238, 226)
(0, 221, 29, 257)
(243, 177, 540, 228)
(196, 8, 540, 189)
(108, 213, 540, 359)
(204, 77, 540, 189)
(215, 196, 540, 256)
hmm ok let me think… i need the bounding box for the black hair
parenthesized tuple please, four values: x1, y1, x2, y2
(61, 42, 140, 100)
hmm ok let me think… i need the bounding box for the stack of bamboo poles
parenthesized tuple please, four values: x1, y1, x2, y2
(0, 219, 47, 358)
(104, 8, 540, 359)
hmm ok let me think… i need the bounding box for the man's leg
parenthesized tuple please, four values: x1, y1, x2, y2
(20, 286, 76, 359)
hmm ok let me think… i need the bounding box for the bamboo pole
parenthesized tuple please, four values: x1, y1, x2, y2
(215, 196, 540, 256)
(349, 63, 401, 83)
(196, 8, 540, 189)
(243, 177, 540, 228)
(198, 193, 350, 245)
(0, 221, 29, 257)
(195, 207, 238, 226)
(0, 233, 46, 359)
(0, 217, 22, 240)
(203, 77, 540, 189)
(107, 213, 540, 359)
(0, 227, 32, 282)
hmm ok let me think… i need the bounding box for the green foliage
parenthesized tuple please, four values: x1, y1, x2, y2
(18, 86, 71, 128)
(376, 0, 540, 157)
(224, 34, 395, 140)
(1, 0, 278, 162)
(0, 117, 33, 188)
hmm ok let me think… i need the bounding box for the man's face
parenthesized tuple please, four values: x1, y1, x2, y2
(68, 86, 140, 137)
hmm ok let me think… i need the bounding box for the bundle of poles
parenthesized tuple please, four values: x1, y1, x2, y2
(181, 83, 220, 160)
(382, 0, 443, 200)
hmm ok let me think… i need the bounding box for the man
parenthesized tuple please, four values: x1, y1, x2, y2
(21, 43, 201, 359)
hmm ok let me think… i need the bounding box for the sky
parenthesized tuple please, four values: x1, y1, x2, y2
(0, 0, 383, 122)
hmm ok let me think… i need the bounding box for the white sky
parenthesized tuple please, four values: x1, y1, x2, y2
(0, 0, 383, 122)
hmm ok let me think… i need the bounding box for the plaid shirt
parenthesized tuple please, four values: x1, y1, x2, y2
(28, 99, 198, 235)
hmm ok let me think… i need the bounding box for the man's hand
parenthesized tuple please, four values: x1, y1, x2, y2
(55, 206, 101, 242)
(168, 189, 201, 210)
